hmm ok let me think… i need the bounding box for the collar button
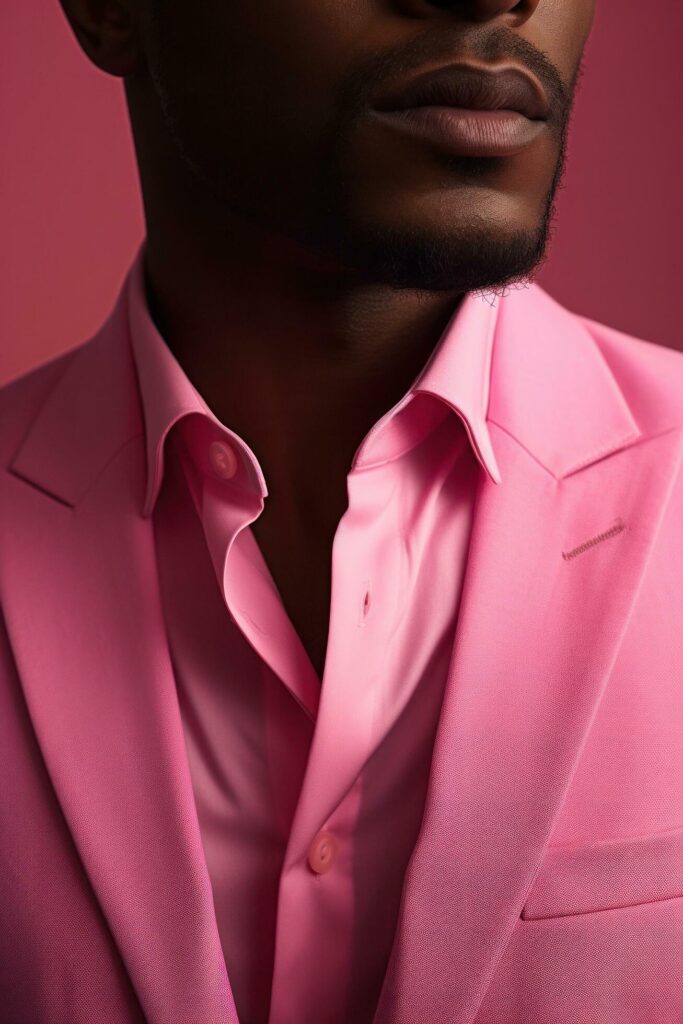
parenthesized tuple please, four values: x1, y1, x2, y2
(209, 440, 238, 479)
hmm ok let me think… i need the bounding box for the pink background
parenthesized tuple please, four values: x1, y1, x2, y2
(2, 2, 681, 385)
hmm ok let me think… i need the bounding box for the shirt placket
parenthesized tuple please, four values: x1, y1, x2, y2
(266, 464, 405, 1024)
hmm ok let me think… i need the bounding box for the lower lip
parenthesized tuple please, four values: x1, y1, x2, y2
(371, 106, 546, 157)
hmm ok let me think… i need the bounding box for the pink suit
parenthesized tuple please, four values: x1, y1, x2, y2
(1, 252, 682, 1023)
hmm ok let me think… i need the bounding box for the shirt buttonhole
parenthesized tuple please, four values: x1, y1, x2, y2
(357, 582, 371, 627)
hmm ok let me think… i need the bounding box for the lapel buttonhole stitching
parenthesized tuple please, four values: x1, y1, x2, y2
(561, 518, 626, 561)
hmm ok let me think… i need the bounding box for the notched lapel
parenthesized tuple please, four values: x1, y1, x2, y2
(373, 282, 683, 1024)
(373, 423, 683, 1024)
(1, 316, 238, 1024)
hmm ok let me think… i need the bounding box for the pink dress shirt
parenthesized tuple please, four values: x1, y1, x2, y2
(126, 241, 502, 1024)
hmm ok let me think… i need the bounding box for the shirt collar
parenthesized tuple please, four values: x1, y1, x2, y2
(126, 239, 501, 519)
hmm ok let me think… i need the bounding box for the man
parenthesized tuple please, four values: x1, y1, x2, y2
(1, 0, 681, 1022)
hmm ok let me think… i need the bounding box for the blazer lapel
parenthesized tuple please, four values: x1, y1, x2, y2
(1, 286, 238, 1024)
(373, 286, 683, 1024)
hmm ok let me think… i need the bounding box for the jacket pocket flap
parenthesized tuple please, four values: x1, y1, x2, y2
(521, 824, 683, 921)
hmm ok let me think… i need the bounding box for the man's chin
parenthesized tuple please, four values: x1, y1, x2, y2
(327, 226, 551, 293)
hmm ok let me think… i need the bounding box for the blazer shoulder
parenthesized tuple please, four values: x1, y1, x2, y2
(572, 309, 683, 435)
(0, 343, 86, 468)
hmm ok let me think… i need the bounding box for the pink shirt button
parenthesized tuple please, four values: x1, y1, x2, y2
(209, 440, 238, 480)
(307, 831, 338, 875)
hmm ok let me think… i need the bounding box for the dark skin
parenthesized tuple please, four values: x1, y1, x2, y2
(59, 0, 595, 679)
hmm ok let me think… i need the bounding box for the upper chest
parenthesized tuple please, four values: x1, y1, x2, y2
(248, 511, 340, 681)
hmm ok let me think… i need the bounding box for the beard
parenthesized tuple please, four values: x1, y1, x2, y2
(282, 114, 573, 298)
(140, 5, 577, 299)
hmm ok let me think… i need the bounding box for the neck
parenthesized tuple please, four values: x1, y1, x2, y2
(142, 216, 463, 524)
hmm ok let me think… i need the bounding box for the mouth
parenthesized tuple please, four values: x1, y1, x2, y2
(371, 62, 549, 158)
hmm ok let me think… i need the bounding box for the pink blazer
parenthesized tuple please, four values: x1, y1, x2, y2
(1, 276, 682, 1024)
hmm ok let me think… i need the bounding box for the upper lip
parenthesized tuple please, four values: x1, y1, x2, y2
(373, 63, 549, 121)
